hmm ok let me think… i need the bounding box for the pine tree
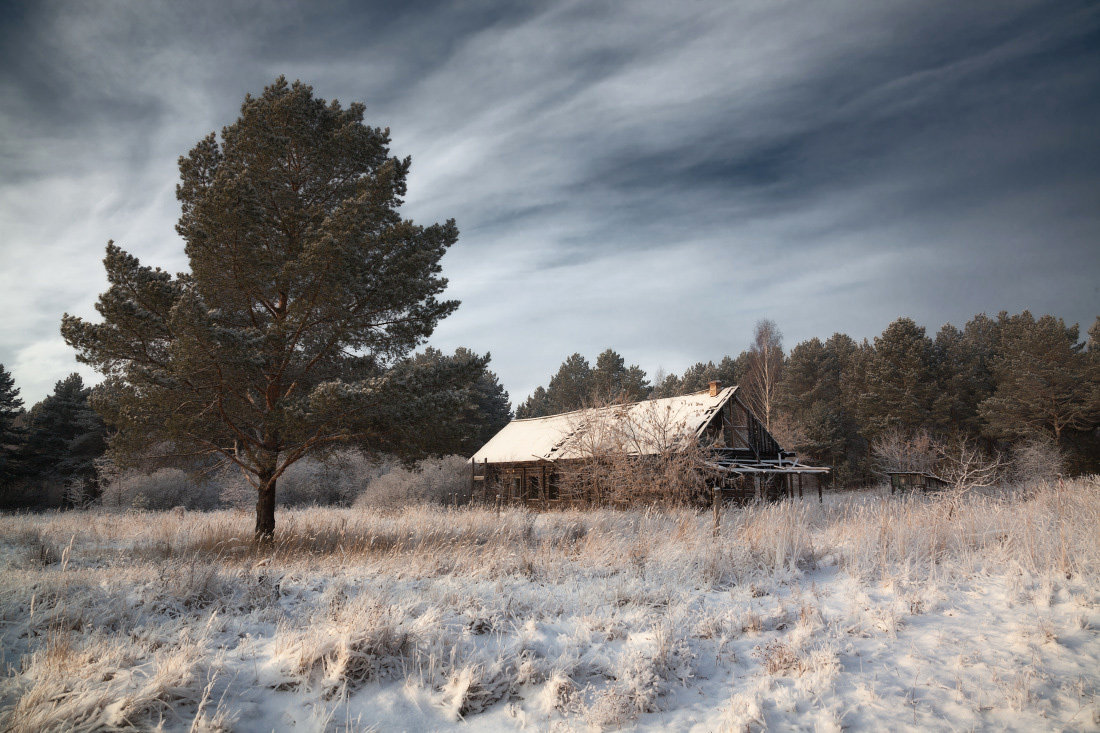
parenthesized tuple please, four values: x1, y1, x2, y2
(779, 334, 868, 483)
(0, 364, 25, 490)
(591, 349, 650, 403)
(859, 318, 936, 438)
(677, 361, 720, 394)
(715, 354, 747, 390)
(515, 386, 550, 419)
(979, 311, 1099, 446)
(931, 315, 996, 436)
(648, 370, 682, 399)
(443, 347, 511, 454)
(545, 353, 592, 414)
(23, 374, 106, 503)
(62, 78, 481, 538)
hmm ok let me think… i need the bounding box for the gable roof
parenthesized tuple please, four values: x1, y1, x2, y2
(471, 386, 740, 464)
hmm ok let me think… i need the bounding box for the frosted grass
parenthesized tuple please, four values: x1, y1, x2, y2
(1, 478, 1097, 730)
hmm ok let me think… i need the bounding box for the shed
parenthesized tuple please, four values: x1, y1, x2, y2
(887, 471, 949, 493)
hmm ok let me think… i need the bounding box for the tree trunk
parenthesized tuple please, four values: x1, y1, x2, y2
(255, 471, 277, 542)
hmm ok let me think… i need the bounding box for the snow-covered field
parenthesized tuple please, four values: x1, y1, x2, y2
(1, 481, 1098, 732)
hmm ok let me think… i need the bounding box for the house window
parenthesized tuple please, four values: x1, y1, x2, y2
(526, 474, 540, 500)
(547, 473, 560, 500)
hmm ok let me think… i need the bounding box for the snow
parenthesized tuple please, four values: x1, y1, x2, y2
(1, 482, 1099, 731)
(471, 386, 736, 463)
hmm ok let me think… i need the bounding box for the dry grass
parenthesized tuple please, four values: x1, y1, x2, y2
(0, 477, 1097, 730)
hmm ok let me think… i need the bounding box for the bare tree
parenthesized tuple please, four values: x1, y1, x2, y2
(872, 427, 1005, 495)
(744, 319, 784, 431)
(555, 398, 712, 506)
(871, 427, 939, 474)
(935, 434, 1005, 494)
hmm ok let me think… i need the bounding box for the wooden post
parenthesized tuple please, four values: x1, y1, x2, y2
(798, 472, 803, 499)
(818, 473, 824, 503)
(753, 474, 761, 502)
(712, 487, 720, 538)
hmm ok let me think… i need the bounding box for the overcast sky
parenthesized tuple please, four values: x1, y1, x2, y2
(1, 0, 1097, 407)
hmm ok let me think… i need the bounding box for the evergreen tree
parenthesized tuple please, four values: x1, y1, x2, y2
(781, 339, 826, 402)
(979, 311, 1099, 446)
(931, 315, 996, 436)
(515, 386, 550, 419)
(858, 318, 936, 438)
(780, 334, 869, 483)
(402, 347, 508, 455)
(460, 352, 512, 453)
(62, 78, 481, 538)
(678, 361, 720, 393)
(715, 354, 747, 389)
(648, 370, 683, 399)
(648, 353, 744, 400)
(24, 374, 106, 503)
(591, 349, 650, 403)
(545, 353, 592, 413)
(0, 364, 25, 490)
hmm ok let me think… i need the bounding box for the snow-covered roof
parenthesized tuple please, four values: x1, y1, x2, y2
(470, 386, 739, 463)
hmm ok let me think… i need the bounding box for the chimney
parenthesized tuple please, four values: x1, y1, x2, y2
(708, 380, 721, 397)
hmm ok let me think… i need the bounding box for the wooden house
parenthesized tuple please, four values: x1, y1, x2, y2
(470, 381, 829, 507)
(887, 471, 949, 493)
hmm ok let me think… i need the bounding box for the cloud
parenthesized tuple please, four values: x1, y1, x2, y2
(0, 0, 1097, 405)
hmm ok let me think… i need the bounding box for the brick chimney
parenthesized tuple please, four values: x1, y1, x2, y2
(708, 380, 721, 397)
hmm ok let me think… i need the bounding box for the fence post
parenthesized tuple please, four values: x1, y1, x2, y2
(712, 487, 721, 538)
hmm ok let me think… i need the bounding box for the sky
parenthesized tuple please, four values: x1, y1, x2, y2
(1, 0, 1098, 407)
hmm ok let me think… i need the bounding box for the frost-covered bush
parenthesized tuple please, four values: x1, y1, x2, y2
(1011, 436, 1064, 487)
(100, 468, 220, 511)
(353, 455, 471, 509)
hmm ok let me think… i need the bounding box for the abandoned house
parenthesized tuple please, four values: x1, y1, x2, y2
(470, 381, 829, 507)
(887, 471, 949, 493)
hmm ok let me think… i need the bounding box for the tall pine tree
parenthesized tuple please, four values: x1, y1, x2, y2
(591, 349, 650, 403)
(62, 78, 481, 538)
(545, 353, 593, 414)
(859, 318, 936, 439)
(980, 311, 1099, 447)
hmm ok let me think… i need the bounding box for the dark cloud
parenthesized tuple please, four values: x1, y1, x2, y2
(0, 0, 1097, 406)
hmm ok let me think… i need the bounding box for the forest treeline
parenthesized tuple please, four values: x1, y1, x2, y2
(515, 311, 1100, 482)
(2, 308, 1097, 508)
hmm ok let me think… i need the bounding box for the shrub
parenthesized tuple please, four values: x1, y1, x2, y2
(553, 398, 712, 506)
(352, 455, 470, 509)
(1011, 436, 1064, 487)
(100, 468, 219, 511)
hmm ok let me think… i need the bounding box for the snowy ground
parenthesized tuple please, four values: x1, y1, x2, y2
(1, 481, 1098, 731)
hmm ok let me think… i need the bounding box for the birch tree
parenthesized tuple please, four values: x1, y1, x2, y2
(744, 319, 784, 431)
